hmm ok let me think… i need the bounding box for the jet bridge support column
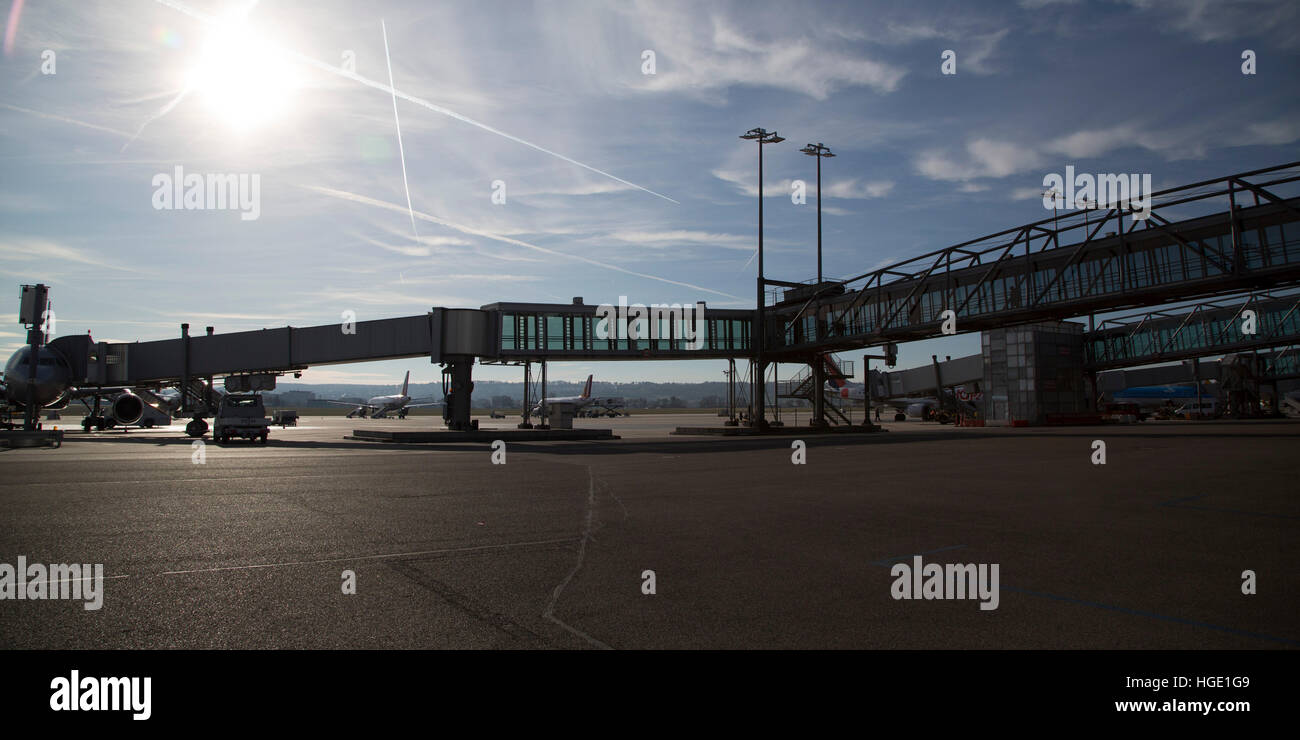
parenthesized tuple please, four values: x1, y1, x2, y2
(441, 358, 476, 431)
(811, 357, 827, 428)
(431, 308, 492, 432)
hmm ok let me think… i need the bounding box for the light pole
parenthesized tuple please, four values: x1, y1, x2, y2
(799, 143, 835, 283)
(1079, 197, 1096, 234)
(740, 127, 784, 429)
(1043, 187, 1061, 241)
(799, 142, 834, 427)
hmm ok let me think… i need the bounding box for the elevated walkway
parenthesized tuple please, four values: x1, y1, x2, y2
(1085, 289, 1300, 369)
(770, 163, 1300, 356)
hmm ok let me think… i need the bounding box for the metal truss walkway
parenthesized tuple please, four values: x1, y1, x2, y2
(770, 162, 1300, 358)
(1085, 289, 1300, 370)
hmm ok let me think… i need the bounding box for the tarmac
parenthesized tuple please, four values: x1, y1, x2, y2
(1, 413, 1296, 649)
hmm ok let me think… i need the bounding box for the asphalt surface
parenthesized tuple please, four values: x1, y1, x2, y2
(1, 414, 1296, 649)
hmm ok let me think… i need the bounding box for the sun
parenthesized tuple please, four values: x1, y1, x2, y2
(188, 16, 300, 132)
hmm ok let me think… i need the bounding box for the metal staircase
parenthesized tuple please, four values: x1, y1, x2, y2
(776, 356, 855, 425)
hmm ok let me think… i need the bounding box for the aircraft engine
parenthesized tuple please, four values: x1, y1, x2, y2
(112, 391, 146, 425)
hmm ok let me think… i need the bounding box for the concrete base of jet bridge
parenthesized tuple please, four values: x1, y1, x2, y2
(671, 423, 883, 436)
(0, 429, 64, 448)
(346, 428, 618, 442)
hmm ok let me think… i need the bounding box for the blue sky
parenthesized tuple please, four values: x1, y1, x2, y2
(2, 0, 1298, 386)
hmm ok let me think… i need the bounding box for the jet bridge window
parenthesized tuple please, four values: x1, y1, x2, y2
(546, 315, 564, 350)
(502, 313, 517, 350)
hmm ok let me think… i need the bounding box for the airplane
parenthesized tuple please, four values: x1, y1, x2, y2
(323, 371, 442, 419)
(529, 374, 623, 415)
(820, 355, 943, 421)
(2, 345, 183, 430)
(1111, 384, 1202, 405)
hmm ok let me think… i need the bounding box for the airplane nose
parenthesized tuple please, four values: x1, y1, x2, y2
(3, 347, 73, 408)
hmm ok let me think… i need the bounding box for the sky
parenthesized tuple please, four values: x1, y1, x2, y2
(2, 0, 1298, 387)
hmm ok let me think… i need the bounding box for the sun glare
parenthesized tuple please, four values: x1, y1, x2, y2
(188, 17, 300, 132)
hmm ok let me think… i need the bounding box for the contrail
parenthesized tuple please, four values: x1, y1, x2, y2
(381, 19, 418, 238)
(150, 0, 678, 204)
(121, 86, 190, 152)
(302, 184, 741, 300)
(0, 103, 135, 139)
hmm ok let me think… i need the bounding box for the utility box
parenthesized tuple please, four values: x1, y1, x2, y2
(547, 402, 576, 430)
(18, 284, 47, 326)
(225, 374, 277, 392)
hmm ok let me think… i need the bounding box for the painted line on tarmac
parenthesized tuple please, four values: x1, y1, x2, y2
(153, 537, 580, 576)
(541, 465, 613, 650)
(62, 538, 579, 582)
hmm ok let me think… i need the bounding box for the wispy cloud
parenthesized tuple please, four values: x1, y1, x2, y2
(302, 185, 743, 299)
(0, 239, 146, 274)
(634, 8, 906, 100)
(607, 230, 751, 249)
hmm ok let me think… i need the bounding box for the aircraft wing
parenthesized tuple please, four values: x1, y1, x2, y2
(873, 397, 935, 410)
(67, 387, 131, 399)
(404, 401, 444, 408)
(322, 399, 374, 410)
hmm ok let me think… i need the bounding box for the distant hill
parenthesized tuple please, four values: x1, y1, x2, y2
(272, 380, 789, 408)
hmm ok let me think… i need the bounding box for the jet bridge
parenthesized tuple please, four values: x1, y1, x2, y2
(1084, 289, 1300, 370)
(52, 303, 754, 431)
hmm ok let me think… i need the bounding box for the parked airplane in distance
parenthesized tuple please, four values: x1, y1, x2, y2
(821, 355, 941, 421)
(324, 371, 442, 418)
(530, 374, 621, 414)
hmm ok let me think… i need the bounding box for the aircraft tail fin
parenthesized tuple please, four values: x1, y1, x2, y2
(400, 370, 409, 397)
(581, 374, 593, 399)
(822, 354, 848, 388)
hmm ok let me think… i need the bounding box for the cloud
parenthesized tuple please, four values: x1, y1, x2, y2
(912, 115, 1291, 184)
(713, 166, 893, 200)
(1119, 0, 1300, 49)
(0, 103, 135, 139)
(301, 184, 743, 299)
(635, 8, 906, 100)
(1233, 120, 1300, 147)
(608, 230, 751, 249)
(0, 239, 145, 273)
(851, 21, 1009, 75)
(916, 139, 1045, 182)
(821, 179, 895, 199)
(353, 231, 473, 258)
(1018, 0, 1079, 8)
(513, 181, 638, 197)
